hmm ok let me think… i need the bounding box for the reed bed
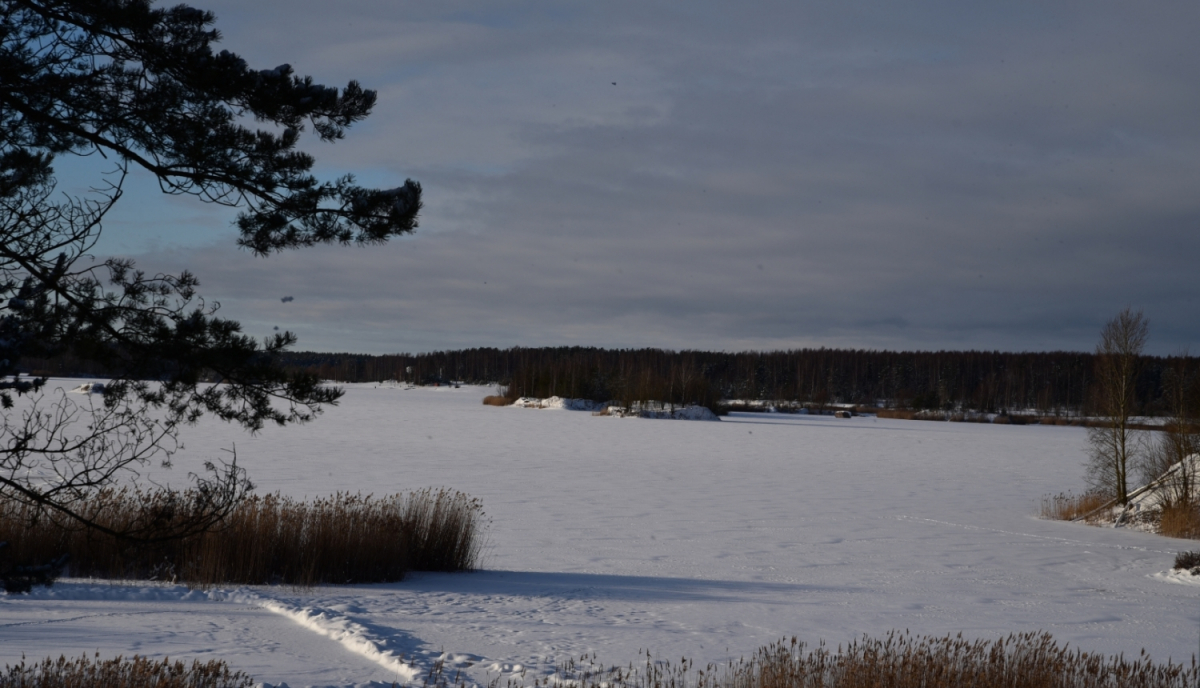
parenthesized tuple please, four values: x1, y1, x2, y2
(1160, 504, 1200, 539)
(0, 488, 485, 588)
(495, 632, 1196, 688)
(872, 408, 917, 420)
(1041, 416, 1075, 426)
(1039, 492, 1109, 522)
(0, 653, 251, 688)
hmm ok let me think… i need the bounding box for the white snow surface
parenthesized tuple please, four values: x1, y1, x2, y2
(511, 396, 603, 411)
(3, 381, 1198, 687)
(1128, 454, 1200, 513)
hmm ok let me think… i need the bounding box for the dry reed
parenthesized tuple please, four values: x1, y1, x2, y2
(0, 488, 485, 588)
(1039, 492, 1109, 521)
(1041, 416, 1074, 426)
(0, 653, 251, 688)
(493, 632, 1196, 688)
(483, 395, 514, 406)
(1160, 504, 1200, 539)
(1004, 414, 1037, 425)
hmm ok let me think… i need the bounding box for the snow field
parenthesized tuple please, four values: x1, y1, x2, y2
(2, 382, 1198, 688)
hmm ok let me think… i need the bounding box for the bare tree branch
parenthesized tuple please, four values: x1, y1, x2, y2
(0, 0, 421, 541)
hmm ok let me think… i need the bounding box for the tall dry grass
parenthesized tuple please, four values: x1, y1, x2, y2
(1160, 504, 1200, 540)
(0, 488, 485, 588)
(0, 653, 251, 688)
(874, 408, 917, 420)
(495, 632, 1196, 688)
(1039, 492, 1109, 522)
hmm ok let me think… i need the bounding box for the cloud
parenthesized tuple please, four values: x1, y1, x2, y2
(112, 0, 1200, 354)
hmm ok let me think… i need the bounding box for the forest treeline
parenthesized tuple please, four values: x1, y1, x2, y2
(22, 346, 1198, 415)
(267, 348, 1197, 415)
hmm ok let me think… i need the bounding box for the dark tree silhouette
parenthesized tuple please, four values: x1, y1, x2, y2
(0, 0, 421, 539)
(245, 346, 1195, 417)
(1086, 308, 1150, 505)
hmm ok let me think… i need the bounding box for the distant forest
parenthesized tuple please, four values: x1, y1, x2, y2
(264, 348, 1197, 415)
(22, 346, 1198, 415)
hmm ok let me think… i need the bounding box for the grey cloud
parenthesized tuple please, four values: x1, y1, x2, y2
(111, 0, 1200, 355)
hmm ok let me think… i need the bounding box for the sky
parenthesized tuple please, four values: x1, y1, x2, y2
(91, 1, 1200, 355)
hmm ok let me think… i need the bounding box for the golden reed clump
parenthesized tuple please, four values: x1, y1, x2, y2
(1039, 492, 1109, 522)
(0, 488, 485, 588)
(1, 653, 251, 688)
(500, 632, 1197, 688)
(1159, 503, 1200, 539)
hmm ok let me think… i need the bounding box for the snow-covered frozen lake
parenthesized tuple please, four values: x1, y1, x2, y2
(3, 382, 1197, 688)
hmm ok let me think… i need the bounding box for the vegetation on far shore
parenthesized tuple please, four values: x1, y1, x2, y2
(30, 347, 1200, 420)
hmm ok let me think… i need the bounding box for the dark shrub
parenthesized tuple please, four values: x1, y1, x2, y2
(1174, 550, 1200, 571)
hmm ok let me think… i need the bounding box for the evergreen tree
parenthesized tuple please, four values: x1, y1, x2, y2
(0, 0, 421, 539)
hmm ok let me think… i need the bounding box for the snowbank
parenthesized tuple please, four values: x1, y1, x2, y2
(1154, 569, 1200, 587)
(511, 396, 604, 411)
(1082, 454, 1200, 527)
(511, 397, 719, 420)
(606, 404, 720, 421)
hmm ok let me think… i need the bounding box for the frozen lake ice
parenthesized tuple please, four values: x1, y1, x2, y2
(2, 382, 1196, 687)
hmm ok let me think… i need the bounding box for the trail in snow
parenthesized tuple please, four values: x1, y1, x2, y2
(220, 590, 424, 684)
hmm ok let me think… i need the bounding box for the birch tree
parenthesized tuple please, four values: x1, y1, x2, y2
(1085, 308, 1149, 506)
